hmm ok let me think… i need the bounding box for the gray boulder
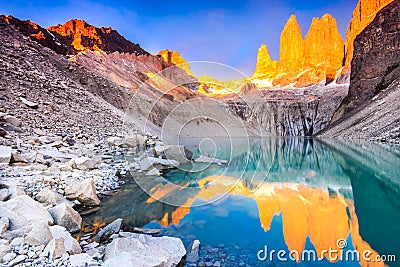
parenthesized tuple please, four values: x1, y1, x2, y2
(7, 254, 25, 266)
(106, 137, 122, 146)
(0, 146, 12, 164)
(48, 203, 82, 233)
(139, 156, 179, 171)
(93, 218, 123, 243)
(49, 225, 81, 254)
(0, 188, 9, 201)
(35, 188, 72, 207)
(69, 253, 95, 267)
(9, 153, 28, 164)
(3, 115, 22, 128)
(0, 195, 53, 230)
(71, 156, 101, 171)
(123, 134, 146, 148)
(104, 234, 186, 267)
(20, 97, 38, 108)
(64, 179, 100, 206)
(0, 244, 10, 262)
(2, 252, 16, 263)
(162, 145, 192, 164)
(23, 220, 53, 246)
(42, 237, 66, 259)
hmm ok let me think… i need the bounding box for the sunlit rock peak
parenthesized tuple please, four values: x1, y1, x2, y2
(279, 14, 304, 74)
(47, 19, 148, 55)
(303, 14, 344, 71)
(158, 49, 194, 76)
(295, 13, 345, 87)
(252, 44, 278, 79)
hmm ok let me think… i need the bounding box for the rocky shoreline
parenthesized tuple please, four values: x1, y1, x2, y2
(0, 112, 200, 266)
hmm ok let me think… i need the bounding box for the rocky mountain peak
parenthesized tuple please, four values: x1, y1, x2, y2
(1, 15, 148, 56)
(270, 13, 344, 88)
(158, 49, 193, 76)
(47, 19, 148, 55)
(303, 13, 344, 68)
(252, 44, 278, 79)
(279, 14, 304, 73)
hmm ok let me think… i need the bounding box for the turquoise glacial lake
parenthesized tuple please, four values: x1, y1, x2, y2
(84, 138, 400, 267)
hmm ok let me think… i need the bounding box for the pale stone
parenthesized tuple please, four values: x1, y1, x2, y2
(48, 203, 82, 233)
(64, 179, 100, 206)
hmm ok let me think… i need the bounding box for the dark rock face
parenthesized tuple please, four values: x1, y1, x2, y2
(333, 0, 400, 121)
(1, 15, 69, 55)
(224, 85, 348, 136)
(321, 0, 400, 142)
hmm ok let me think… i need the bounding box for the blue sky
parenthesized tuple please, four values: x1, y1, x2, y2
(1, 0, 358, 77)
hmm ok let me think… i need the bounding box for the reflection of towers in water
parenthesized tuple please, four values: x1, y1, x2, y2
(151, 176, 383, 266)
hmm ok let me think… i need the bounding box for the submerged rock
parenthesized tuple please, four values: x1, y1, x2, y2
(146, 168, 161, 176)
(132, 227, 161, 235)
(194, 156, 228, 165)
(187, 239, 200, 262)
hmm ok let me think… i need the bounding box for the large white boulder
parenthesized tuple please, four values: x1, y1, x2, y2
(70, 156, 101, 171)
(64, 179, 100, 206)
(23, 220, 53, 246)
(49, 225, 81, 254)
(0, 195, 54, 230)
(69, 253, 96, 267)
(123, 134, 146, 148)
(0, 146, 12, 164)
(43, 238, 66, 259)
(103, 234, 186, 267)
(35, 188, 72, 207)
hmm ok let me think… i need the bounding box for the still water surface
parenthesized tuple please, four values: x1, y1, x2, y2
(84, 138, 400, 267)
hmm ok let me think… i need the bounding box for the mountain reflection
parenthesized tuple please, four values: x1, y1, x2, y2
(83, 138, 399, 266)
